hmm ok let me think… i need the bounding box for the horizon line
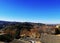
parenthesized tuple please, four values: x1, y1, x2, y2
(0, 20, 60, 24)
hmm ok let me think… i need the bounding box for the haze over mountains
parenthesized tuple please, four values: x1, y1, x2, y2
(0, 20, 46, 29)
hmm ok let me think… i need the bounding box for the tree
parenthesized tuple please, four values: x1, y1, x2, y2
(0, 34, 13, 42)
(55, 28, 60, 34)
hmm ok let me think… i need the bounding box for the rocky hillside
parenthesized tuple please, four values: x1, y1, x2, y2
(0, 21, 59, 43)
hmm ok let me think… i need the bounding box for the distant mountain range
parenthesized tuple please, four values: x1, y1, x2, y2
(0, 21, 56, 29)
(0, 21, 46, 29)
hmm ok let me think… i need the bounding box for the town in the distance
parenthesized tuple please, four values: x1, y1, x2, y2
(0, 21, 60, 43)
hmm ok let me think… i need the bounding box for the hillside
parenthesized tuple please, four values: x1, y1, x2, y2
(0, 21, 59, 43)
(0, 21, 45, 29)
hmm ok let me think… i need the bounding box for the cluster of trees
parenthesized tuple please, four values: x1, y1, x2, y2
(0, 34, 13, 42)
(0, 22, 34, 42)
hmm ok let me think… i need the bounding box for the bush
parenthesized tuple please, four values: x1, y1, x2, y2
(0, 34, 13, 42)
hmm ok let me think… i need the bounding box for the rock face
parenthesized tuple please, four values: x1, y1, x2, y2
(40, 33, 60, 43)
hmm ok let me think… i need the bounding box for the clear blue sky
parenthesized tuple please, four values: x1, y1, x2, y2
(0, 0, 60, 24)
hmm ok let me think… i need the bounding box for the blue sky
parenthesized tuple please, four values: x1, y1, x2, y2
(0, 0, 60, 24)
